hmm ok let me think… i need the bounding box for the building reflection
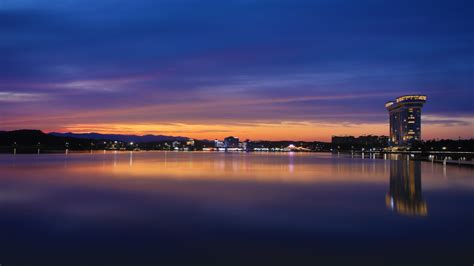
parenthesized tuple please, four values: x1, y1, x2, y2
(386, 159, 428, 216)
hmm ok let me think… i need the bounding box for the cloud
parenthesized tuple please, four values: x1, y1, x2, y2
(0, 92, 48, 102)
(0, 0, 472, 139)
(422, 115, 473, 127)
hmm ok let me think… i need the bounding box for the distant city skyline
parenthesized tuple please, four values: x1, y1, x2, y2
(1, 0, 473, 141)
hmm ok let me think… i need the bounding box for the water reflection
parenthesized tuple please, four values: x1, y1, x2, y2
(0, 152, 473, 265)
(386, 160, 428, 216)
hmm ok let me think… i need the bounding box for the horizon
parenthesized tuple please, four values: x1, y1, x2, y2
(3, 128, 473, 143)
(1, 0, 473, 141)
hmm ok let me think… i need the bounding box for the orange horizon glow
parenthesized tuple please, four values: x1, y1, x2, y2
(2, 91, 472, 141)
(37, 119, 474, 142)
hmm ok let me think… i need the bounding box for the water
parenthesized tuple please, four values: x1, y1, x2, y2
(0, 152, 473, 265)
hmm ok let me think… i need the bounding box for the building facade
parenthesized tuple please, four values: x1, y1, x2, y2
(224, 136, 240, 149)
(385, 95, 427, 147)
(357, 135, 389, 147)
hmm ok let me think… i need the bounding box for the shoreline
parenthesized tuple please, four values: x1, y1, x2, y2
(1, 149, 473, 167)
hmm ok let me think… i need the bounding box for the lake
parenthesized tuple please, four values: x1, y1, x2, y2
(0, 152, 473, 265)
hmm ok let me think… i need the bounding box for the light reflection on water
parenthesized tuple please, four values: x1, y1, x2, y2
(386, 160, 428, 216)
(0, 152, 473, 265)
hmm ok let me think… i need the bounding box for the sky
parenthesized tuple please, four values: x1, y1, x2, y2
(0, 0, 473, 141)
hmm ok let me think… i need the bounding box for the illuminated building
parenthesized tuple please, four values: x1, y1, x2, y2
(241, 139, 253, 152)
(186, 139, 195, 147)
(172, 141, 181, 149)
(224, 136, 240, 149)
(214, 140, 225, 148)
(386, 160, 427, 216)
(385, 95, 427, 147)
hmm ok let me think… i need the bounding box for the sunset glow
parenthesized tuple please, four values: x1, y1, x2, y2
(0, 0, 472, 140)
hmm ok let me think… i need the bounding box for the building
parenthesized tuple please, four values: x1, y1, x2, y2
(214, 140, 225, 148)
(224, 136, 240, 149)
(186, 139, 195, 147)
(331, 136, 356, 145)
(241, 139, 253, 152)
(385, 95, 427, 147)
(331, 135, 389, 149)
(358, 135, 389, 147)
(172, 141, 181, 149)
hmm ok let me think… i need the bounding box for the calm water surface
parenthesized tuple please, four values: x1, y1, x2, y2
(0, 152, 473, 265)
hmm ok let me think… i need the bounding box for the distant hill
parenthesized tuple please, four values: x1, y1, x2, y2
(1, 129, 53, 145)
(49, 132, 188, 143)
(0, 129, 99, 148)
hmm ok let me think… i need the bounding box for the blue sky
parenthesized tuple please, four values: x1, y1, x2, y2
(0, 0, 472, 140)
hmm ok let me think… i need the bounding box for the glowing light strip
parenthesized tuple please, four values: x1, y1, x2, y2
(396, 95, 427, 103)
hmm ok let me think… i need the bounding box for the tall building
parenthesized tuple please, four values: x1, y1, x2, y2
(385, 95, 427, 147)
